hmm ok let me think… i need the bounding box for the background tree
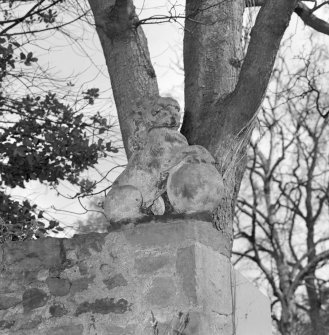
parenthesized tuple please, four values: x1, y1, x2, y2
(234, 47, 329, 334)
(0, 0, 119, 241)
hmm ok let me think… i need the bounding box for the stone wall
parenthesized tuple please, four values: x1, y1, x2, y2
(0, 216, 270, 335)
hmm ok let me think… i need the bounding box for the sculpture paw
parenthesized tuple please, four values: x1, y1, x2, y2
(104, 185, 144, 223)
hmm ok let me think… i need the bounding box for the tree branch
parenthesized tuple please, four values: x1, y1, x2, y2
(0, 0, 64, 36)
(6, 13, 88, 36)
(245, 0, 329, 36)
(295, 2, 329, 36)
(290, 249, 329, 295)
(88, 0, 160, 158)
(199, 0, 298, 160)
(245, 0, 315, 6)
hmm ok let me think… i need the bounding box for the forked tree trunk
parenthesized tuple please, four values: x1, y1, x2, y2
(306, 222, 325, 334)
(88, 0, 297, 329)
(279, 301, 298, 335)
(182, 0, 245, 240)
(181, 0, 297, 239)
(88, 0, 296, 240)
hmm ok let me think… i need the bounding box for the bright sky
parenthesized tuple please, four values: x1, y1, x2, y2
(6, 1, 329, 237)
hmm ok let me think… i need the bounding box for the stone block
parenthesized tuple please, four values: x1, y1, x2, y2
(0, 319, 15, 330)
(123, 218, 231, 256)
(0, 218, 271, 335)
(46, 324, 83, 335)
(22, 288, 48, 312)
(46, 278, 71, 297)
(176, 246, 197, 305)
(75, 298, 131, 316)
(49, 303, 68, 317)
(103, 273, 127, 291)
(234, 272, 272, 335)
(18, 315, 42, 330)
(70, 277, 94, 294)
(134, 254, 170, 274)
(0, 294, 21, 310)
(145, 277, 176, 307)
(3, 238, 62, 271)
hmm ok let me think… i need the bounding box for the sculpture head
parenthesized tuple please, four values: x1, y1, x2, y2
(129, 97, 181, 153)
(148, 97, 180, 130)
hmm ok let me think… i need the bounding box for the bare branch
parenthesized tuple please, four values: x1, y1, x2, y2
(290, 250, 329, 294)
(245, 0, 329, 36)
(245, 0, 315, 6)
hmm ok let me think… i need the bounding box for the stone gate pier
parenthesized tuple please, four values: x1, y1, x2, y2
(0, 216, 271, 334)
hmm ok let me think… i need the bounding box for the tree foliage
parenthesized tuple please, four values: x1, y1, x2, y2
(0, 0, 117, 241)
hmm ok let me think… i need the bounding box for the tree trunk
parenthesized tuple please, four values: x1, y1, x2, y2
(181, 0, 297, 237)
(88, 0, 159, 159)
(306, 274, 324, 335)
(279, 300, 298, 335)
(306, 221, 324, 334)
(182, 0, 244, 145)
(87, 0, 299, 330)
(182, 0, 245, 239)
(277, 260, 298, 334)
(304, 147, 325, 335)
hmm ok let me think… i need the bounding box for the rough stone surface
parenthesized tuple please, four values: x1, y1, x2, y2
(3, 238, 62, 271)
(123, 218, 231, 256)
(0, 275, 22, 294)
(135, 254, 170, 274)
(49, 303, 68, 317)
(22, 288, 48, 312)
(103, 324, 126, 335)
(103, 273, 128, 291)
(46, 324, 83, 335)
(70, 277, 93, 294)
(145, 277, 176, 307)
(37, 269, 49, 281)
(0, 320, 15, 330)
(75, 298, 131, 316)
(176, 246, 197, 305)
(0, 218, 271, 335)
(18, 315, 42, 330)
(0, 294, 21, 310)
(46, 278, 71, 296)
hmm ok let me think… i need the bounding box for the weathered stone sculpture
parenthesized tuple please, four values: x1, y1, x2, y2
(104, 97, 224, 223)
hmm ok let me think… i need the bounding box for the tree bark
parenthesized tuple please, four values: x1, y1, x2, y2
(185, 0, 298, 156)
(88, 0, 159, 159)
(182, 0, 244, 145)
(305, 173, 324, 334)
(305, 263, 324, 334)
(246, 0, 329, 36)
(182, 0, 297, 239)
